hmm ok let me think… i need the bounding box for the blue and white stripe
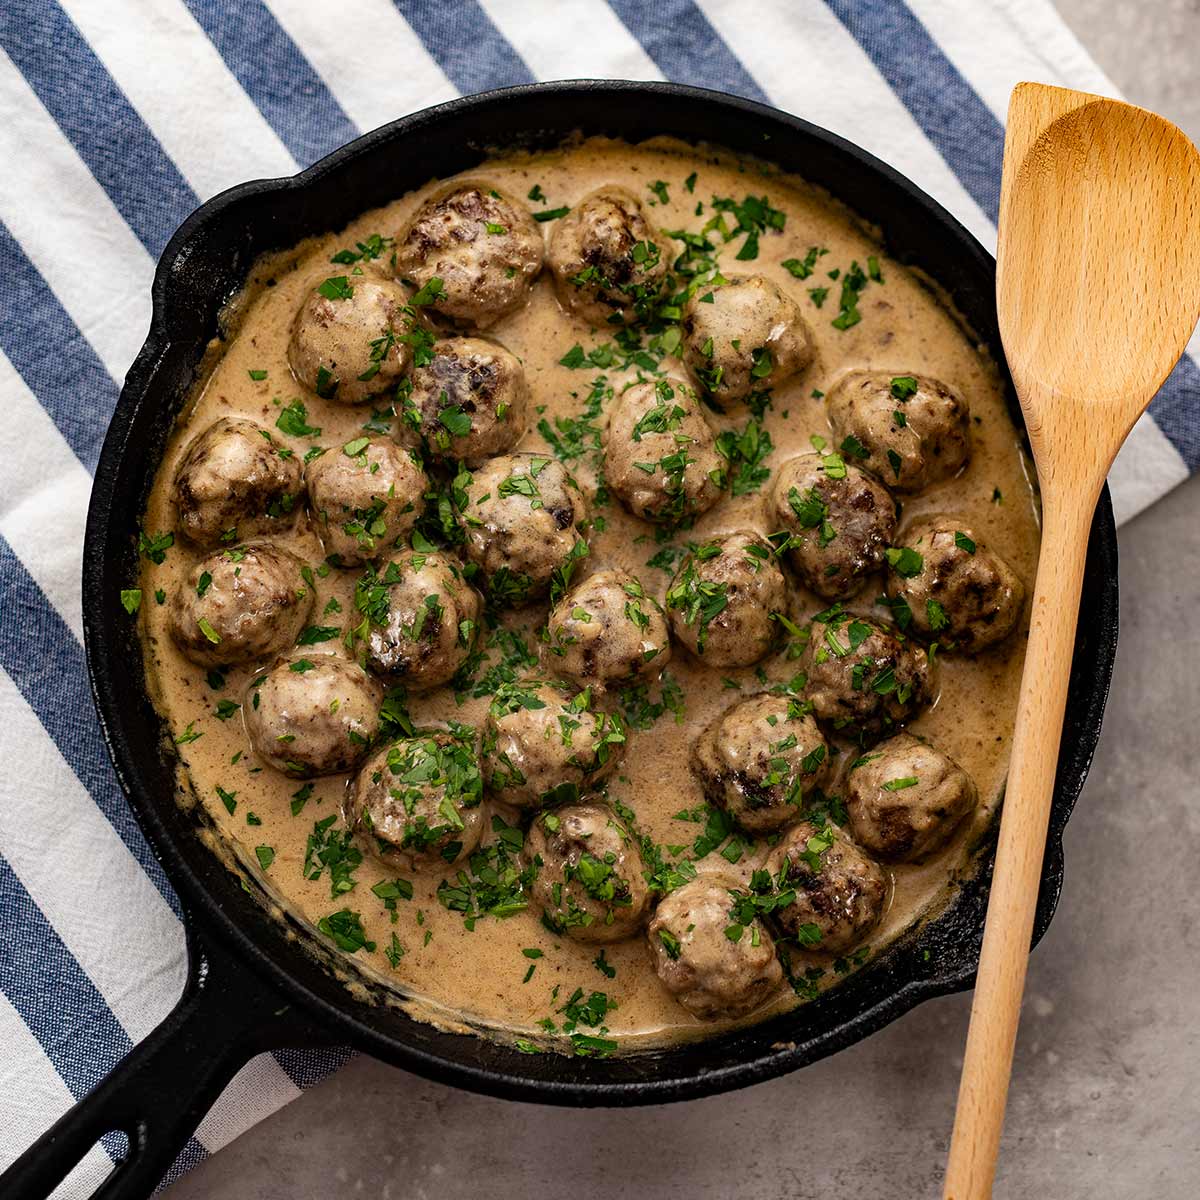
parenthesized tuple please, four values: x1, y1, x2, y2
(2, 1, 1193, 1191)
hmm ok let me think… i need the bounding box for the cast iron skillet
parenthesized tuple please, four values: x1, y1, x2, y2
(3, 81, 1118, 1200)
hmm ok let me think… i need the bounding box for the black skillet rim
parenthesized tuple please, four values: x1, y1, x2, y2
(82, 80, 1119, 1106)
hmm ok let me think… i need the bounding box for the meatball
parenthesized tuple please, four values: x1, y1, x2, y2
(765, 821, 886, 955)
(827, 371, 970, 493)
(768, 452, 896, 600)
(543, 569, 671, 693)
(603, 378, 724, 527)
(348, 731, 485, 871)
(305, 438, 427, 567)
(397, 336, 528, 466)
(457, 453, 589, 605)
(692, 693, 832, 834)
(800, 610, 934, 741)
(168, 543, 314, 668)
(666, 531, 787, 668)
(287, 275, 414, 406)
(393, 181, 542, 329)
(846, 732, 978, 862)
(647, 875, 784, 1020)
(884, 519, 1025, 653)
(350, 548, 481, 690)
(524, 802, 650, 943)
(244, 654, 381, 778)
(171, 417, 302, 549)
(548, 185, 668, 326)
(483, 678, 626, 808)
(681, 275, 814, 409)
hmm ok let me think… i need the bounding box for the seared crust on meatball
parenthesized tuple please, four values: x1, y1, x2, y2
(457, 453, 589, 605)
(768, 453, 896, 600)
(244, 654, 381, 778)
(348, 731, 485, 871)
(394, 181, 542, 329)
(305, 438, 427, 567)
(544, 569, 670, 693)
(397, 336, 528, 466)
(172, 417, 302, 549)
(827, 371, 970, 493)
(846, 732, 978, 862)
(647, 875, 784, 1020)
(800, 610, 934, 741)
(765, 821, 886, 955)
(666, 531, 787, 668)
(885, 519, 1024, 653)
(603, 378, 724, 527)
(287, 275, 414, 406)
(483, 678, 626, 808)
(681, 275, 814, 409)
(168, 542, 314, 668)
(692, 693, 832, 834)
(350, 548, 481, 690)
(525, 802, 650, 943)
(548, 186, 668, 327)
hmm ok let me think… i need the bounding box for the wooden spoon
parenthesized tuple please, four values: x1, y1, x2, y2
(943, 83, 1200, 1199)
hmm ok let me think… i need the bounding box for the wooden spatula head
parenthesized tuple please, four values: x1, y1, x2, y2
(997, 83, 1200, 435)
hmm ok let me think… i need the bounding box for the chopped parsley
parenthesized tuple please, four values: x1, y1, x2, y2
(304, 815, 363, 898)
(317, 909, 374, 953)
(830, 261, 869, 330)
(276, 399, 322, 438)
(317, 276, 354, 301)
(715, 418, 774, 496)
(885, 546, 924, 577)
(782, 246, 828, 279)
(138, 530, 174, 565)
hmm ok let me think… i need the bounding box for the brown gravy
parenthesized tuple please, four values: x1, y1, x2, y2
(136, 137, 1039, 1051)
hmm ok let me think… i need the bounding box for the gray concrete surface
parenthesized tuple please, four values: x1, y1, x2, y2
(165, 8, 1200, 1197)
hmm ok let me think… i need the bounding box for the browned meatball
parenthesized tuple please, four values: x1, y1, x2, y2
(768, 452, 897, 600)
(765, 821, 886, 955)
(525, 803, 650, 943)
(799, 610, 935, 741)
(287, 275, 414, 406)
(244, 654, 381, 778)
(603, 378, 724, 527)
(692, 693, 832, 834)
(305, 437, 427, 567)
(457, 453, 589, 605)
(483, 678, 626, 808)
(827, 371, 970, 493)
(397, 336, 528, 466)
(543, 569, 671, 693)
(884, 519, 1025, 653)
(680, 275, 814, 409)
(348, 731, 485, 871)
(666, 531, 787, 668)
(172, 417, 302, 549)
(168, 543, 314, 668)
(547, 185, 668, 326)
(350, 548, 481, 690)
(647, 875, 784, 1020)
(846, 733, 978, 862)
(393, 181, 543, 329)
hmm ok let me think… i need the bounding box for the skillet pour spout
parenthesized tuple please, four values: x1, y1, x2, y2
(0, 81, 1118, 1200)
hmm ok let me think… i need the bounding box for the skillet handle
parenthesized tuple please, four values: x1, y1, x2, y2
(0, 917, 334, 1200)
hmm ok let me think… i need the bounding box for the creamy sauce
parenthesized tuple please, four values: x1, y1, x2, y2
(137, 137, 1040, 1051)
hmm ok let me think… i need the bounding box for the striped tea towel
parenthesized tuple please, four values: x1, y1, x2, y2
(1, 1, 1196, 1194)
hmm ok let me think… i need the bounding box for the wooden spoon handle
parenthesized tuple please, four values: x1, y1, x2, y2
(943, 482, 1101, 1199)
